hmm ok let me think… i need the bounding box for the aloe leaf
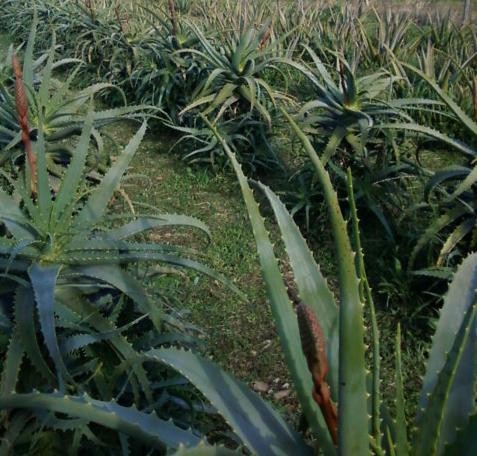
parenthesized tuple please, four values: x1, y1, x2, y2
(204, 119, 336, 454)
(232, 28, 255, 72)
(257, 78, 280, 107)
(75, 83, 126, 106)
(0, 392, 202, 450)
(378, 123, 476, 157)
(414, 298, 477, 455)
(67, 254, 244, 299)
(64, 240, 195, 256)
(305, 45, 340, 94)
(22, 7, 37, 88)
(443, 413, 477, 455)
(53, 107, 94, 220)
(409, 205, 469, 268)
(416, 253, 477, 453)
(238, 85, 272, 126)
(51, 58, 82, 69)
(201, 68, 227, 94)
(256, 181, 339, 394)
(424, 166, 470, 200)
(204, 83, 237, 114)
(38, 33, 56, 109)
(75, 121, 147, 229)
(346, 169, 382, 451)
(241, 76, 257, 110)
(393, 326, 409, 456)
(91, 104, 161, 123)
(0, 189, 35, 240)
(56, 288, 153, 404)
(103, 215, 210, 241)
(35, 125, 52, 227)
(146, 348, 312, 456)
(60, 314, 148, 355)
(409, 268, 454, 280)
(214, 96, 240, 122)
(28, 263, 71, 389)
(402, 63, 477, 138)
(67, 264, 150, 312)
(0, 326, 24, 395)
(282, 109, 369, 455)
(437, 217, 475, 266)
(180, 94, 216, 116)
(322, 127, 347, 167)
(449, 162, 477, 200)
(12, 172, 39, 222)
(14, 285, 55, 382)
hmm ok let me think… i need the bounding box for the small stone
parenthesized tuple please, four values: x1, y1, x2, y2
(252, 381, 269, 393)
(273, 390, 291, 401)
(261, 339, 272, 350)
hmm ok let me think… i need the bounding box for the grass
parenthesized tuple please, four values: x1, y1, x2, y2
(104, 121, 300, 413)
(0, 33, 11, 55)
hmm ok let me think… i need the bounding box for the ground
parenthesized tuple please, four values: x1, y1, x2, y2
(105, 120, 298, 412)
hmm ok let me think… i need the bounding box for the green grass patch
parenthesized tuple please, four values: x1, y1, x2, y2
(105, 121, 299, 411)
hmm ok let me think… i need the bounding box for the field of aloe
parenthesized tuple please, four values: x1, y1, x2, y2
(0, 0, 476, 454)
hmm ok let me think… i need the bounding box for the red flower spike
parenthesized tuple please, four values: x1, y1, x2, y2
(12, 53, 37, 195)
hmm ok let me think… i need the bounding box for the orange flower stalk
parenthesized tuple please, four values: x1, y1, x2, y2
(12, 53, 37, 194)
(297, 303, 338, 444)
(258, 26, 272, 50)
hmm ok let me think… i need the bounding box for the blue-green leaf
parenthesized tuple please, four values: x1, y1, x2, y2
(75, 122, 147, 229)
(146, 348, 312, 456)
(0, 392, 202, 449)
(28, 263, 69, 388)
(416, 253, 477, 453)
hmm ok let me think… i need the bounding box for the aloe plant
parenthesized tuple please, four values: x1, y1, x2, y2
(129, 7, 203, 119)
(0, 53, 243, 452)
(177, 21, 292, 127)
(0, 73, 238, 373)
(4, 20, 160, 168)
(390, 63, 477, 269)
(288, 50, 435, 239)
(294, 48, 440, 167)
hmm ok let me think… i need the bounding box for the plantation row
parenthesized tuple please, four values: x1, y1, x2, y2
(1, 1, 476, 282)
(0, 0, 476, 455)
